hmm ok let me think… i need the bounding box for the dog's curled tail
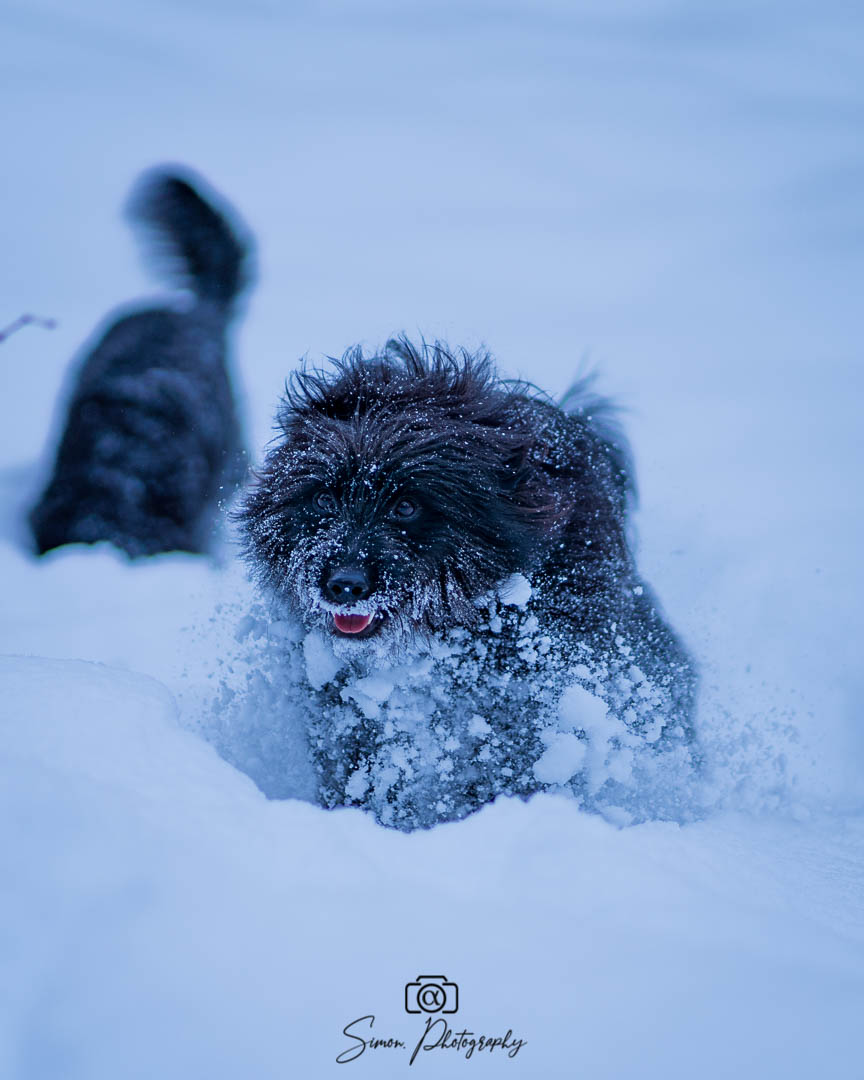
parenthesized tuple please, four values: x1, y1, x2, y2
(560, 374, 637, 510)
(126, 165, 253, 314)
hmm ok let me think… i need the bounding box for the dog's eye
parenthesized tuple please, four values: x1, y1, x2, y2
(314, 490, 338, 513)
(392, 498, 419, 521)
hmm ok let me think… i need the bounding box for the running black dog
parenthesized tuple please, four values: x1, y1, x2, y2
(30, 166, 252, 557)
(240, 339, 698, 828)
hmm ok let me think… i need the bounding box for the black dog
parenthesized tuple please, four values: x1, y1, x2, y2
(240, 339, 697, 829)
(30, 166, 252, 558)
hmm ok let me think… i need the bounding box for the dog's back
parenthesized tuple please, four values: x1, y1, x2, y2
(30, 168, 252, 557)
(520, 386, 698, 747)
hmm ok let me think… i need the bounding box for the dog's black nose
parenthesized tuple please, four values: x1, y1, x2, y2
(325, 568, 371, 604)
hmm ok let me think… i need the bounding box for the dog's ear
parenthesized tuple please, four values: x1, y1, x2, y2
(498, 444, 532, 492)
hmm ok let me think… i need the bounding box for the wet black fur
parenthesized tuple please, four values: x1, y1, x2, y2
(29, 166, 253, 558)
(241, 338, 697, 733)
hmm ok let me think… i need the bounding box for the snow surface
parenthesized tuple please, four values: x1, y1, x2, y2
(1, 0, 863, 1076)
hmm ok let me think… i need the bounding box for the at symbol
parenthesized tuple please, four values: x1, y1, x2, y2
(420, 986, 445, 1012)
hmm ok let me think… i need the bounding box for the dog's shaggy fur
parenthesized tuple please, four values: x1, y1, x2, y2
(30, 166, 252, 558)
(240, 339, 697, 828)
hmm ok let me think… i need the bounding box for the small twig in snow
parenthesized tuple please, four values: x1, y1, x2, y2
(0, 313, 57, 344)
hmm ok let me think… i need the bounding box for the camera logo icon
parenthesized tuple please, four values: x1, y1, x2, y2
(405, 975, 459, 1015)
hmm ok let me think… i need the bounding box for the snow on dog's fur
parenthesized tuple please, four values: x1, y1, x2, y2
(238, 339, 699, 829)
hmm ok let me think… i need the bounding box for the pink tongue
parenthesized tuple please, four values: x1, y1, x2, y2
(333, 613, 372, 634)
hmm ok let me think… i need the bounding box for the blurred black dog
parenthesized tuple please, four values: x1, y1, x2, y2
(240, 339, 697, 827)
(30, 166, 252, 557)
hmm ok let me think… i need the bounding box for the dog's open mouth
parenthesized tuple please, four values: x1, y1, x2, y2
(331, 612, 381, 638)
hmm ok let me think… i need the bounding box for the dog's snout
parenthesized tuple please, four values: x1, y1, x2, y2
(325, 567, 371, 604)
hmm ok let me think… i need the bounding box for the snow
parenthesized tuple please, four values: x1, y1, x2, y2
(302, 629, 343, 691)
(533, 731, 587, 785)
(3, 659, 864, 1077)
(496, 573, 533, 608)
(1, 0, 864, 1077)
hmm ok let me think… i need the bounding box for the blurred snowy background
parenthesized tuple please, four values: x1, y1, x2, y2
(1, 1, 863, 1077)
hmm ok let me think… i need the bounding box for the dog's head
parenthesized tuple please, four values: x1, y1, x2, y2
(240, 339, 564, 652)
